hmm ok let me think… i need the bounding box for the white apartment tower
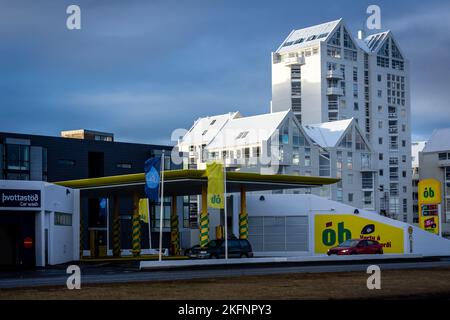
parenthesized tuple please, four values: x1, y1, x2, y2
(271, 19, 412, 222)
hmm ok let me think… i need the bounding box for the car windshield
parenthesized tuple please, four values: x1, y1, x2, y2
(208, 240, 223, 248)
(339, 240, 360, 247)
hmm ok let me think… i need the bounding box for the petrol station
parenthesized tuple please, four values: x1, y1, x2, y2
(2, 170, 450, 268)
(55, 169, 339, 260)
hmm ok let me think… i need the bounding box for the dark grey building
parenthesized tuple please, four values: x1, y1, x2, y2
(0, 131, 184, 259)
(0, 131, 173, 182)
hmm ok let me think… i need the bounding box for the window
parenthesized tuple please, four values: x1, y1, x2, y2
(210, 120, 216, 125)
(58, 159, 76, 166)
(304, 148, 311, 166)
(202, 130, 208, 136)
(439, 153, 447, 160)
(117, 163, 132, 169)
(378, 121, 383, 129)
(236, 131, 249, 139)
(55, 213, 72, 226)
(6, 144, 30, 171)
(292, 126, 307, 146)
(279, 124, 289, 144)
(378, 74, 382, 82)
(354, 102, 359, 111)
(379, 169, 384, 176)
(378, 137, 383, 145)
(319, 153, 330, 177)
(338, 131, 352, 149)
(361, 153, 371, 169)
(363, 191, 374, 209)
(348, 193, 354, 202)
(293, 147, 300, 165)
(377, 90, 382, 98)
(347, 152, 353, 170)
(348, 173, 353, 184)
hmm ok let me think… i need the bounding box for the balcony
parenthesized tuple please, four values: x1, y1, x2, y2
(284, 56, 305, 67)
(388, 113, 397, 119)
(326, 87, 344, 96)
(326, 70, 344, 80)
(389, 126, 398, 134)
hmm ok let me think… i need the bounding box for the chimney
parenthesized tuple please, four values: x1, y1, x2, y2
(358, 30, 365, 40)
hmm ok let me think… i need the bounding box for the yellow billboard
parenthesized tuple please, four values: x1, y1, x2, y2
(418, 179, 442, 235)
(314, 214, 404, 254)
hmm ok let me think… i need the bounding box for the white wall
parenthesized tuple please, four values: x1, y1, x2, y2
(243, 193, 450, 257)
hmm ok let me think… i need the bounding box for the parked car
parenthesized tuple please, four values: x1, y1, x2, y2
(187, 239, 254, 259)
(327, 239, 383, 255)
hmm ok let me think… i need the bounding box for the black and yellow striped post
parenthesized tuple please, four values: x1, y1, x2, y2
(200, 184, 209, 247)
(170, 194, 180, 256)
(131, 193, 141, 257)
(239, 185, 248, 239)
(112, 195, 121, 257)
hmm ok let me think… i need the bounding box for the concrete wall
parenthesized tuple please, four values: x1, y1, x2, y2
(242, 193, 450, 257)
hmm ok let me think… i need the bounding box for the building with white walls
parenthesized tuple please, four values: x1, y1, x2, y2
(417, 129, 450, 235)
(240, 193, 450, 257)
(0, 180, 78, 267)
(178, 110, 378, 212)
(271, 19, 412, 223)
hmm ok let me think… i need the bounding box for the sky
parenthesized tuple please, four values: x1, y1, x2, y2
(1, 0, 449, 145)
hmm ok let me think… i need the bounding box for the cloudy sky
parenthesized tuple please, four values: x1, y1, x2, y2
(1, 0, 449, 145)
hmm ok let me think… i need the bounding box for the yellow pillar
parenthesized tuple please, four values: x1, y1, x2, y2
(200, 184, 209, 247)
(131, 193, 141, 257)
(112, 195, 121, 257)
(170, 194, 180, 255)
(239, 185, 248, 239)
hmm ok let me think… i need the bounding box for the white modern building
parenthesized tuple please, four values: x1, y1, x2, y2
(271, 19, 412, 223)
(417, 129, 450, 235)
(178, 110, 378, 212)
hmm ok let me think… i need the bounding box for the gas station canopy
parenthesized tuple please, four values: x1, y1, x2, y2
(55, 169, 339, 196)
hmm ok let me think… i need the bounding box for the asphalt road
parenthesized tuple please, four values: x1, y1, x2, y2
(1, 258, 450, 289)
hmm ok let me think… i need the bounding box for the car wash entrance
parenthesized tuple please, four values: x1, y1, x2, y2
(0, 211, 35, 268)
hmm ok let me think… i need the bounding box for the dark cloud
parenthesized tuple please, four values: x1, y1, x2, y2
(0, 0, 448, 144)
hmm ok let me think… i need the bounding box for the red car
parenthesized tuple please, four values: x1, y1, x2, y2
(327, 239, 383, 255)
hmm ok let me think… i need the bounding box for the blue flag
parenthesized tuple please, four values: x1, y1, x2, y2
(144, 157, 161, 201)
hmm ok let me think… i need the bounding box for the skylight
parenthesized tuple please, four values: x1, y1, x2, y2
(236, 131, 249, 139)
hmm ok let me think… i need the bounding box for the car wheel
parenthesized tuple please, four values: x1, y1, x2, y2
(240, 253, 248, 258)
(378, 249, 383, 254)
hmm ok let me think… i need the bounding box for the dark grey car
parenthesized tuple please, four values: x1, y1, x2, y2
(187, 239, 254, 259)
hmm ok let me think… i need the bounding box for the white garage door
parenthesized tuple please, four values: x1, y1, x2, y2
(248, 216, 308, 252)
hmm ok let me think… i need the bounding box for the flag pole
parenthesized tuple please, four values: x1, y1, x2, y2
(223, 159, 228, 260)
(158, 151, 165, 262)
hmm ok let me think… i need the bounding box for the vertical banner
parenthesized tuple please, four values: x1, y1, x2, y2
(206, 162, 225, 209)
(144, 157, 161, 201)
(139, 198, 149, 223)
(418, 179, 442, 235)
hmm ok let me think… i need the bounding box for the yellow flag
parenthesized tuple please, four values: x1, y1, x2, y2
(139, 198, 149, 223)
(206, 162, 225, 209)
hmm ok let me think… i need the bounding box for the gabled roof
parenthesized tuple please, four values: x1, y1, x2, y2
(179, 112, 241, 146)
(422, 128, 450, 153)
(207, 111, 290, 149)
(276, 19, 342, 53)
(303, 118, 353, 148)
